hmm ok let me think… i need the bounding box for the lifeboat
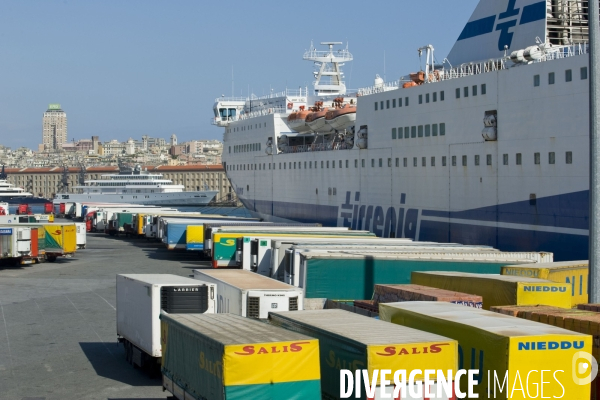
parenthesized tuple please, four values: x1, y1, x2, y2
(287, 106, 313, 133)
(305, 101, 332, 133)
(325, 98, 356, 131)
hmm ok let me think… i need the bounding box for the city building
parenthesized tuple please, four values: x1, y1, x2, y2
(42, 104, 67, 151)
(4, 165, 237, 204)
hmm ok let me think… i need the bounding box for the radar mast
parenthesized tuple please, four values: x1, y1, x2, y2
(303, 41, 352, 96)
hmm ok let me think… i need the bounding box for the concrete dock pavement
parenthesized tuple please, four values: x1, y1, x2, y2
(0, 233, 211, 400)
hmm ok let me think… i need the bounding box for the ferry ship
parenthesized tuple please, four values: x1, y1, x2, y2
(55, 165, 218, 206)
(215, 0, 592, 261)
(0, 166, 50, 205)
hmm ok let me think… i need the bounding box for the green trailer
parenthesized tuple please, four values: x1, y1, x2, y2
(293, 251, 551, 300)
(160, 312, 321, 400)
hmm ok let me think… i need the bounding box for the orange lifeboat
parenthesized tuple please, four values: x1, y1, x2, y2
(325, 101, 356, 131)
(287, 105, 313, 133)
(305, 101, 332, 132)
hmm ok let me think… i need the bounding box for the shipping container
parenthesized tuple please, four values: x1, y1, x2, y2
(373, 284, 483, 308)
(411, 271, 571, 309)
(160, 312, 321, 400)
(43, 223, 77, 262)
(0, 226, 35, 264)
(192, 269, 303, 318)
(140, 212, 216, 239)
(269, 309, 458, 400)
(161, 217, 250, 250)
(211, 229, 375, 268)
(380, 302, 593, 399)
(501, 260, 589, 307)
(289, 251, 548, 300)
(116, 274, 216, 369)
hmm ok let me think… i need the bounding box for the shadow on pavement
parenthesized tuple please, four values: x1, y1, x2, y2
(79, 342, 162, 387)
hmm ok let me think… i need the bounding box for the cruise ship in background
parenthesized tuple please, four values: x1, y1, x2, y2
(0, 166, 51, 205)
(215, 0, 592, 261)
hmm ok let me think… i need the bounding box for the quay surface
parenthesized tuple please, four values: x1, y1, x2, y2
(0, 232, 210, 400)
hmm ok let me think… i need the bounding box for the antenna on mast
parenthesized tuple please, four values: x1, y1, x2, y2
(303, 41, 353, 96)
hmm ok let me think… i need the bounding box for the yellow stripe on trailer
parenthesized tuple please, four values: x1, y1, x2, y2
(186, 225, 204, 249)
(223, 340, 320, 386)
(502, 261, 589, 307)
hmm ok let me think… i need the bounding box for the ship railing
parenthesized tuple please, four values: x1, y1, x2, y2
(280, 142, 353, 153)
(357, 80, 401, 96)
(238, 107, 288, 120)
(213, 96, 247, 102)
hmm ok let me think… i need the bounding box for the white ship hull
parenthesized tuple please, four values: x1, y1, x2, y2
(55, 191, 218, 206)
(217, 0, 593, 261)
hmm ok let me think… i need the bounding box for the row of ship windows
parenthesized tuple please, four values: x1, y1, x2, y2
(228, 151, 573, 172)
(375, 84, 488, 110)
(233, 143, 261, 153)
(229, 122, 268, 134)
(533, 67, 587, 86)
(392, 123, 446, 139)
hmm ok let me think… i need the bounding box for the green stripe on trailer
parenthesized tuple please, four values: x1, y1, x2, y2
(224, 380, 321, 399)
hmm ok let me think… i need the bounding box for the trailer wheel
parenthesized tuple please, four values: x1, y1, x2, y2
(46, 255, 57, 263)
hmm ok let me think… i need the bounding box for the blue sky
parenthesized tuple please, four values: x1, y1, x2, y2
(0, 0, 478, 149)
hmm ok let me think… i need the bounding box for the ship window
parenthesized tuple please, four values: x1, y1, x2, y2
(455, 88, 460, 98)
(228, 146, 231, 154)
(413, 157, 417, 167)
(422, 157, 426, 167)
(371, 159, 375, 167)
(433, 92, 437, 102)
(392, 99, 396, 108)
(419, 95, 423, 104)
(405, 97, 409, 106)
(549, 152, 555, 164)
(308, 161, 311, 169)
(464, 87, 469, 97)
(472, 85, 477, 96)
(399, 98, 402, 107)
(431, 157, 435, 167)
(375, 102, 378, 111)
(451, 156, 457, 166)
(283, 163, 286, 170)
(380, 101, 384, 110)
(395, 158, 399, 167)
(480, 85, 486, 96)
(548, 72, 555, 85)
(411, 126, 416, 138)
(534, 75, 540, 87)
(346, 160, 349, 168)
(503, 154, 508, 165)
(321, 161, 324, 168)
(440, 123, 446, 136)
(339, 160, 342, 168)
(462, 155, 467, 166)
(392, 128, 397, 139)
(402, 158, 407, 167)
(581, 67, 588, 80)
(425, 125, 430, 137)
(566, 151, 573, 164)
(566, 69, 572, 82)
(279, 162, 281, 169)
(361, 159, 365, 168)
(263, 163, 265, 169)
(355, 159, 358, 168)
(427, 93, 431, 103)
(440, 91, 445, 101)
(516, 153, 522, 165)
(332, 160, 335, 168)
(432, 124, 438, 136)
(487, 154, 492, 165)
(475, 155, 480, 166)
(388, 158, 392, 167)
(379, 158, 383, 167)
(327, 161, 330, 168)
(386, 100, 390, 109)
(534, 152, 540, 164)
(404, 127, 409, 138)
(442, 156, 447, 166)
(304, 161, 306, 169)
(294, 162, 296, 169)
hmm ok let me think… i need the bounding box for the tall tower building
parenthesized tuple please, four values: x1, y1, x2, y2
(42, 104, 67, 150)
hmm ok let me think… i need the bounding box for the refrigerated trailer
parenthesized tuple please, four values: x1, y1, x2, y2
(192, 269, 303, 318)
(116, 274, 216, 370)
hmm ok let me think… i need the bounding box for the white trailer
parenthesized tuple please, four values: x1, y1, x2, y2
(0, 226, 34, 264)
(192, 269, 303, 319)
(75, 222, 86, 249)
(116, 274, 216, 369)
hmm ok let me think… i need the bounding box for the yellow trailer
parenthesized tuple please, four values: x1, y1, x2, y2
(501, 260, 588, 307)
(380, 301, 593, 399)
(43, 223, 76, 262)
(411, 271, 571, 309)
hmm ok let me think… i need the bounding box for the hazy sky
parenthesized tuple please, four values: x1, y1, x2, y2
(0, 0, 479, 149)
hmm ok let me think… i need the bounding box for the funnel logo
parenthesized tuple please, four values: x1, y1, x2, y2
(572, 351, 598, 385)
